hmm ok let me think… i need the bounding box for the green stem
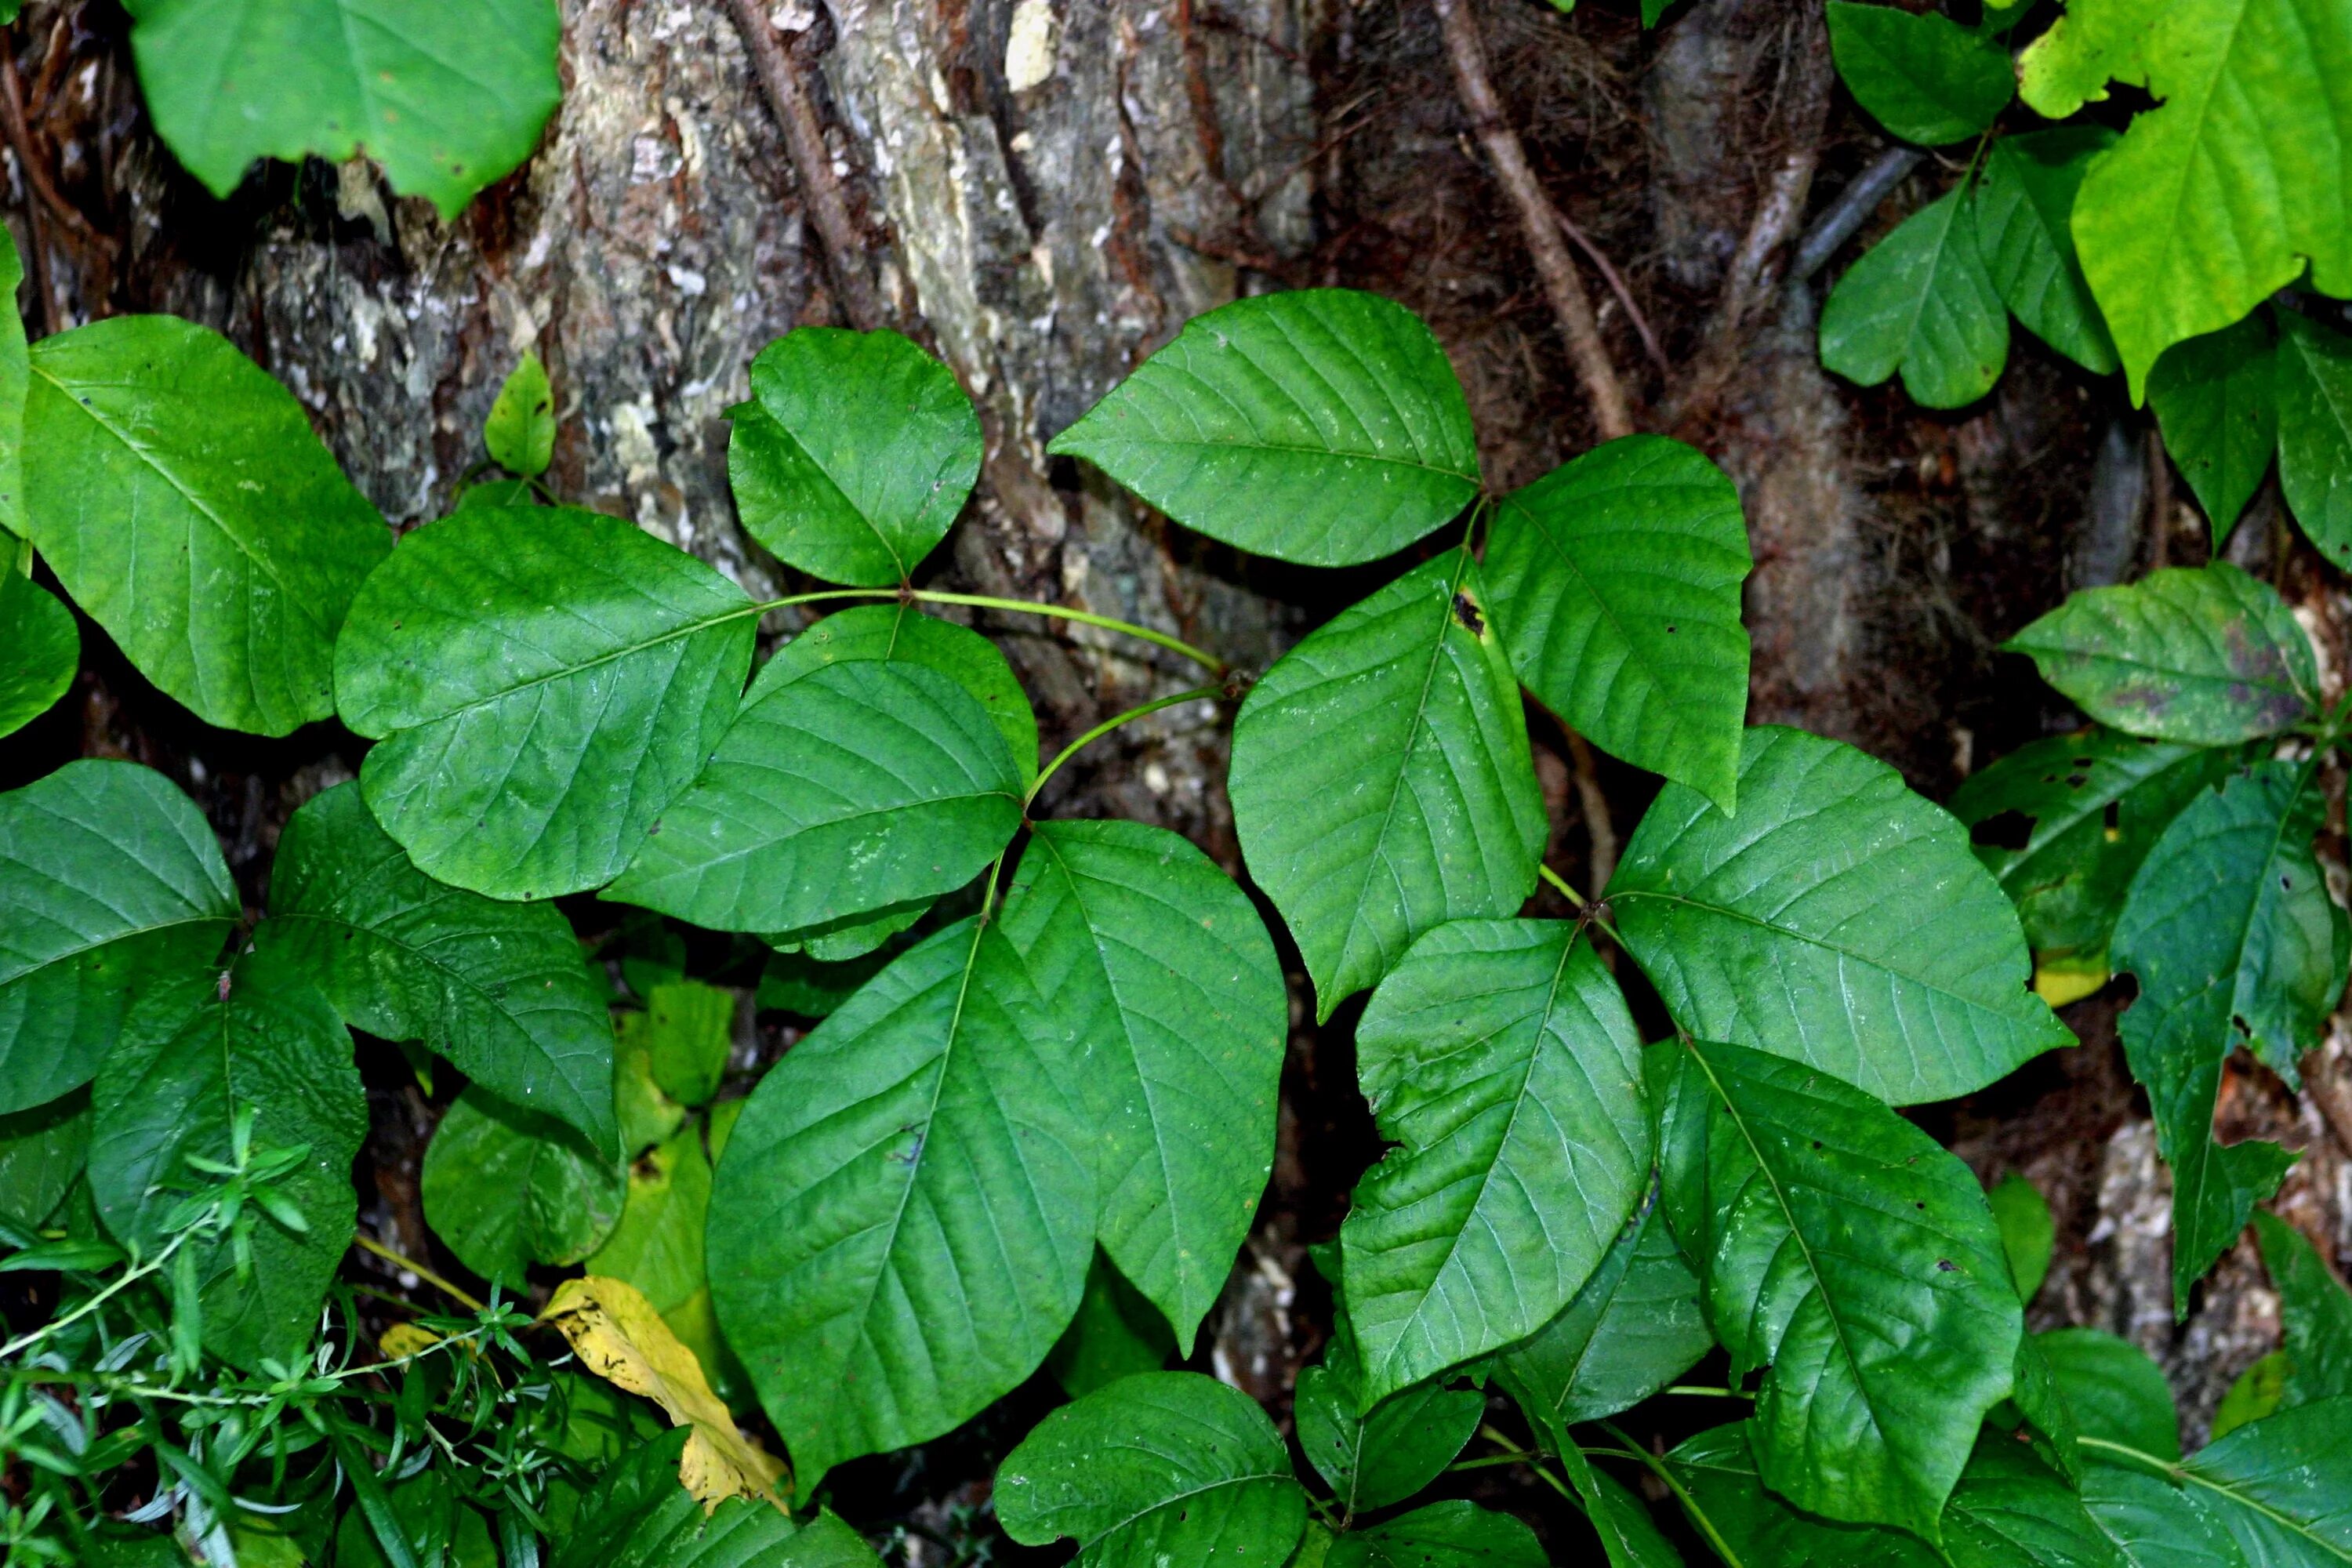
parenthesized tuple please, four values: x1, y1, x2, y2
(747, 589, 1227, 675)
(1537, 862, 1588, 907)
(1596, 1421, 1744, 1568)
(353, 1233, 485, 1313)
(0, 1230, 191, 1362)
(1662, 1385, 1753, 1400)
(1025, 687, 1222, 808)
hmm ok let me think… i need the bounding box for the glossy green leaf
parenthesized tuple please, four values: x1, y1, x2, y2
(996, 819, 1285, 1353)
(2176, 1399, 2352, 1565)
(1655, 1037, 2023, 1539)
(2151, 314, 2278, 542)
(88, 946, 364, 1368)
(2063, 0, 2352, 400)
(2082, 1465, 2249, 1568)
(2276, 310, 2352, 568)
(336, 505, 758, 901)
(606, 660, 1022, 935)
(1559, 1446, 1686, 1568)
(706, 917, 1092, 1481)
(0, 760, 238, 1116)
(0, 224, 24, 540)
(419, 1086, 623, 1285)
(1483, 435, 1751, 812)
(0, 569, 76, 740)
(1610, 726, 2071, 1105)
(626, 981, 734, 1110)
(2005, 565, 2318, 746)
(2113, 763, 2337, 1313)
(996, 1371, 1308, 1567)
(256, 782, 617, 1155)
(553, 1427, 880, 1568)
(1047, 1253, 1176, 1398)
(1944, 1435, 2131, 1568)
(0, 1089, 89, 1232)
(1950, 728, 2243, 979)
(1826, 2, 2015, 145)
(2255, 1213, 2352, 1405)
(2012, 1329, 2090, 1485)
(1668, 1422, 1944, 1568)
(750, 604, 1038, 783)
(125, 0, 561, 219)
(1975, 128, 2122, 375)
(1048, 290, 1479, 567)
(728, 329, 982, 586)
(2039, 1327, 2181, 1462)
(1494, 1186, 1711, 1444)
(1325, 1501, 1546, 1568)
(1341, 919, 1649, 1399)
(1294, 1348, 1483, 1515)
(2213, 1354, 2289, 1443)
(1994, 1173, 2058, 1305)
(1821, 187, 2009, 410)
(1231, 556, 1544, 1020)
(24, 315, 390, 735)
(485, 351, 555, 480)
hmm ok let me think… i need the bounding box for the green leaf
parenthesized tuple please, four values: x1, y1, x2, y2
(1826, 2, 2016, 145)
(627, 982, 734, 1110)
(2275, 310, 2352, 568)
(88, 946, 365, 1368)
(1610, 726, 2071, 1105)
(1558, 1446, 1687, 1568)
(995, 818, 1286, 1353)
(419, 1086, 623, 1284)
(727, 329, 982, 586)
(485, 351, 555, 480)
(2064, 0, 2352, 400)
(0, 225, 25, 540)
(1949, 728, 2244, 980)
(1047, 1252, 1176, 1398)
(1944, 1435, 2131, 1568)
(749, 604, 1038, 783)
(585, 1126, 709, 1317)
(24, 315, 390, 735)
(605, 660, 1022, 934)
(1231, 555, 1544, 1020)
(765, 902, 929, 964)
(1325, 1501, 1547, 1568)
(2004, 564, 2318, 746)
(454, 477, 538, 513)
(1993, 1173, 2057, 1305)
(2112, 762, 2337, 1312)
(1654, 1037, 2023, 1539)
(1975, 129, 2123, 376)
(2082, 1465, 2249, 1568)
(2176, 1399, 2352, 1565)
(1820, 187, 2009, 410)
(1048, 290, 1480, 567)
(1294, 1344, 1483, 1515)
(125, 0, 561, 220)
(2212, 1353, 2289, 1443)
(1, 760, 238, 1116)
(0, 569, 77, 740)
(0, 1088, 89, 1232)
(1483, 435, 1751, 812)
(2151, 314, 2278, 543)
(1494, 1185, 1712, 1443)
(756, 948, 888, 1020)
(2018, 0, 2160, 119)
(706, 916, 1093, 1482)
(1341, 919, 1650, 1399)
(2010, 1330, 2089, 1485)
(2038, 1327, 2182, 1462)
(2254, 1212, 2352, 1405)
(256, 782, 617, 1156)
(1668, 1422, 1944, 1568)
(336, 504, 759, 901)
(554, 1428, 880, 1568)
(996, 1371, 1308, 1567)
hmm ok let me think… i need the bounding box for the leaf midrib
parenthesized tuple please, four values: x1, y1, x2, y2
(1070, 425, 1477, 485)
(751, 400, 909, 579)
(0, 910, 234, 991)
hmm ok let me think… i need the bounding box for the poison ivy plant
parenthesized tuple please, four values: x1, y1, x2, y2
(123, 0, 563, 218)
(2039, 1329, 2181, 1461)
(420, 1085, 625, 1286)
(0, 565, 77, 742)
(24, 315, 390, 735)
(1294, 1353, 1483, 1519)
(1824, 2, 2015, 147)
(1820, 186, 2009, 410)
(1049, 290, 1481, 567)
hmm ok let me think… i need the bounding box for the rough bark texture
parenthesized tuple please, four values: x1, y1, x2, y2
(9, 0, 2350, 1548)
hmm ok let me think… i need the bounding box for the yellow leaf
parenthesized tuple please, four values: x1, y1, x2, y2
(379, 1323, 441, 1361)
(543, 1275, 789, 1512)
(2034, 960, 2108, 1009)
